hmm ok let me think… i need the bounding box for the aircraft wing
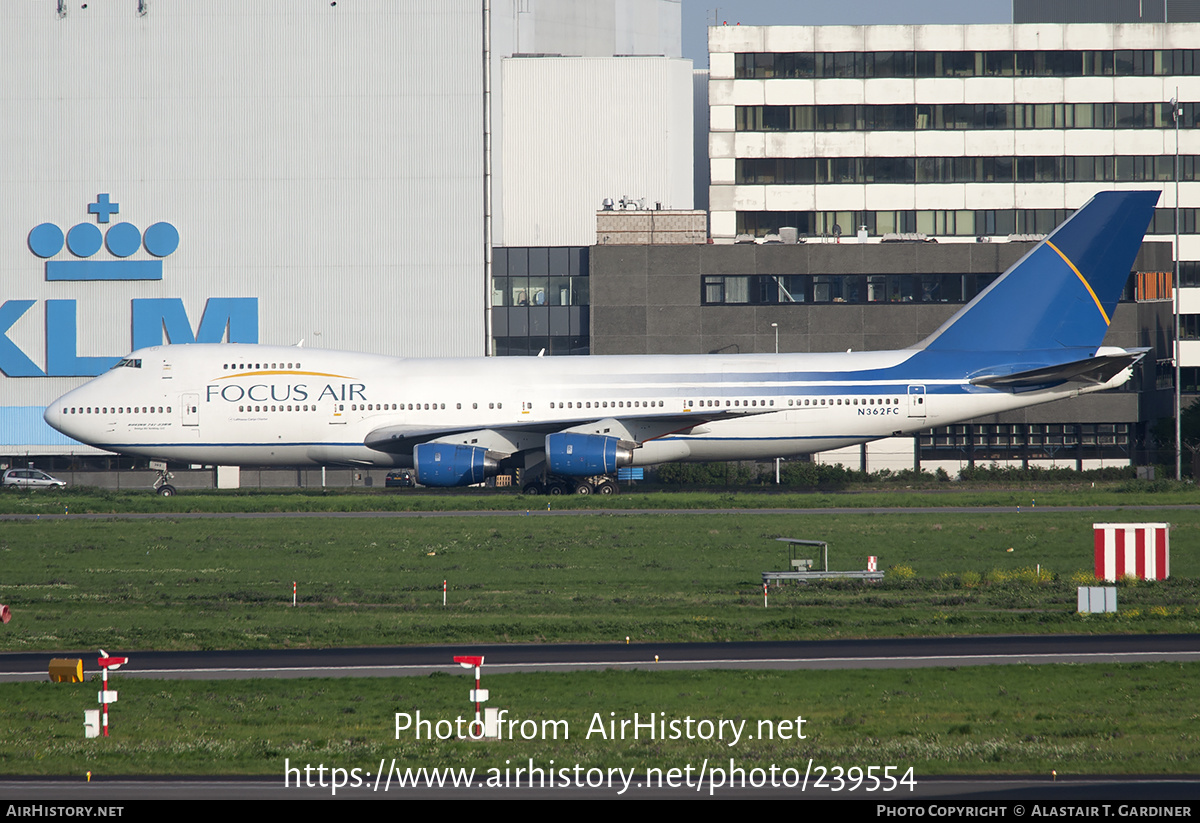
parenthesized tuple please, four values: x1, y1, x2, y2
(969, 349, 1148, 389)
(363, 409, 769, 457)
(365, 423, 551, 455)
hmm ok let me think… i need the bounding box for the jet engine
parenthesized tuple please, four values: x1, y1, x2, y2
(545, 433, 633, 476)
(413, 443, 497, 487)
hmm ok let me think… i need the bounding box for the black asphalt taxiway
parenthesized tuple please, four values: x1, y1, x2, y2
(3, 633, 1199, 682)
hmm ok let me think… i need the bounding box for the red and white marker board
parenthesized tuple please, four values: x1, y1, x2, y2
(1093, 523, 1169, 581)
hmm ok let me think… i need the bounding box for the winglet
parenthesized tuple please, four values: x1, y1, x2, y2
(917, 191, 1160, 353)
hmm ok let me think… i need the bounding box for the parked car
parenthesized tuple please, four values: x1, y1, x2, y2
(385, 471, 415, 488)
(2, 468, 66, 490)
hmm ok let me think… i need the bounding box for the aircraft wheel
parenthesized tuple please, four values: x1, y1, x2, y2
(157, 485, 177, 497)
(595, 479, 618, 495)
(573, 482, 592, 495)
(522, 482, 543, 496)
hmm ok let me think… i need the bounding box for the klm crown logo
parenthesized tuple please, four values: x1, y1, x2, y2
(28, 194, 179, 281)
(1, 193, 256, 379)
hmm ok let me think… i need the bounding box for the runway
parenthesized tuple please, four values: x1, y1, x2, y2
(3, 503, 1200, 522)
(4, 634, 1199, 682)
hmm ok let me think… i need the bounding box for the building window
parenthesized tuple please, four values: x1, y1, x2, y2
(1181, 367, 1200, 393)
(493, 246, 589, 356)
(1181, 315, 1200, 340)
(701, 273, 1022, 305)
(734, 49, 1200, 80)
(734, 208, 1196, 239)
(1180, 262, 1200, 287)
(919, 423, 1131, 461)
(734, 102, 1194, 132)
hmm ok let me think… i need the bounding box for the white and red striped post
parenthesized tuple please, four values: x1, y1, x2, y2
(454, 655, 486, 738)
(96, 650, 128, 737)
(443, 580, 447, 607)
(292, 582, 297, 607)
(763, 582, 768, 608)
(101, 665, 109, 736)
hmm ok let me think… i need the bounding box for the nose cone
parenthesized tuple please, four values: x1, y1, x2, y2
(43, 401, 62, 433)
(44, 389, 80, 439)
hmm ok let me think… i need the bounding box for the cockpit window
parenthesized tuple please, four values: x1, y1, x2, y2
(111, 358, 143, 369)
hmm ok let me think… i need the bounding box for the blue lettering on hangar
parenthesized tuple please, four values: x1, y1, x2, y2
(3, 194, 258, 378)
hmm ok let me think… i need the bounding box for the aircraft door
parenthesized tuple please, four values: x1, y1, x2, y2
(907, 385, 926, 419)
(182, 393, 199, 426)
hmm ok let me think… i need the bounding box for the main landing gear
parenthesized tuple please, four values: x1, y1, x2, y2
(522, 475, 619, 496)
(153, 467, 176, 497)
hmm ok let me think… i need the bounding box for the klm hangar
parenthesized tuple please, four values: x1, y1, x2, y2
(0, 0, 690, 485)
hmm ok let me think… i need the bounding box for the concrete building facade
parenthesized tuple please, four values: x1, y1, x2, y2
(708, 24, 1200, 249)
(696, 21, 1197, 469)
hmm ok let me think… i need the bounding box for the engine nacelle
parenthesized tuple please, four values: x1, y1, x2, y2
(413, 444, 496, 487)
(545, 433, 633, 476)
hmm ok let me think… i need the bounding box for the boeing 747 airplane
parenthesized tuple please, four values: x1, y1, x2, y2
(45, 190, 1160, 495)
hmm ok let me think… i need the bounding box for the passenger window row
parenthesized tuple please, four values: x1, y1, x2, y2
(64, 406, 169, 415)
(238, 405, 316, 413)
(223, 362, 301, 370)
(690, 399, 775, 408)
(544, 400, 666, 410)
(787, 397, 902, 406)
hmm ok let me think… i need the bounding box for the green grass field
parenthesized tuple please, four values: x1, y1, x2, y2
(0, 482, 1196, 515)
(3, 490, 1198, 780)
(3, 664, 1196, 780)
(1, 508, 1198, 650)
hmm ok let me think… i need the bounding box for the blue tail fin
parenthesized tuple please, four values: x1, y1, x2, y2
(918, 190, 1160, 352)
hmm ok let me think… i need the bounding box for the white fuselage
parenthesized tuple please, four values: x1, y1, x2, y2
(43, 343, 1123, 468)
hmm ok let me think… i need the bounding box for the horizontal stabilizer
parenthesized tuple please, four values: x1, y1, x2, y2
(969, 349, 1148, 388)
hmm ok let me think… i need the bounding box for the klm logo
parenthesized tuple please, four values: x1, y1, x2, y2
(30, 193, 180, 281)
(3, 194, 258, 377)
